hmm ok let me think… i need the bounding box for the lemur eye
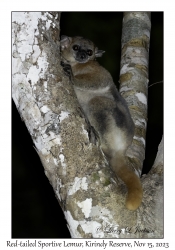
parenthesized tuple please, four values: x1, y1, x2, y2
(87, 49, 93, 56)
(72, 45, 79, 51)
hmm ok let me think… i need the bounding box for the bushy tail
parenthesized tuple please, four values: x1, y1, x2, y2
(110, 155, 143, 211)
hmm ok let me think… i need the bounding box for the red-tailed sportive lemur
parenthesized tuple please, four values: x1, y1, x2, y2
(60, 35, 143, 210)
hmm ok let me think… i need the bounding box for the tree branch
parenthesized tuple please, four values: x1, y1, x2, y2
(120, 12, 151, 174)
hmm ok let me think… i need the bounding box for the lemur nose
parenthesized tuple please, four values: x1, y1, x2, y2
(80, 52, 86, 59)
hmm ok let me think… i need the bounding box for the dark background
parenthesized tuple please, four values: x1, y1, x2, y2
(12, 12, 163, 238)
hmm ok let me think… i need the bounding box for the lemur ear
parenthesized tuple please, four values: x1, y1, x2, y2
(60, 36, 72, 50)
(95, 47, 105, 57)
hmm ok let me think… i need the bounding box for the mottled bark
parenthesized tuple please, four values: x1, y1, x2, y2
(119, 12, 163, 238)
(120, 12, 151, 175)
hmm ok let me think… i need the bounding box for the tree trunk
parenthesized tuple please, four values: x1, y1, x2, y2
(12, 11, 163, 238)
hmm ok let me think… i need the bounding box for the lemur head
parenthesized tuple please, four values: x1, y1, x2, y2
(60, 35, 105, 65)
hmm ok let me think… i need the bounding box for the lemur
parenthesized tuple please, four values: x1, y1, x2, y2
(60, 35, 143, 210)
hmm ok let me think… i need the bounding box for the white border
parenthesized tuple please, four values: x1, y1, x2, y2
(1, 0, 174, 248)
